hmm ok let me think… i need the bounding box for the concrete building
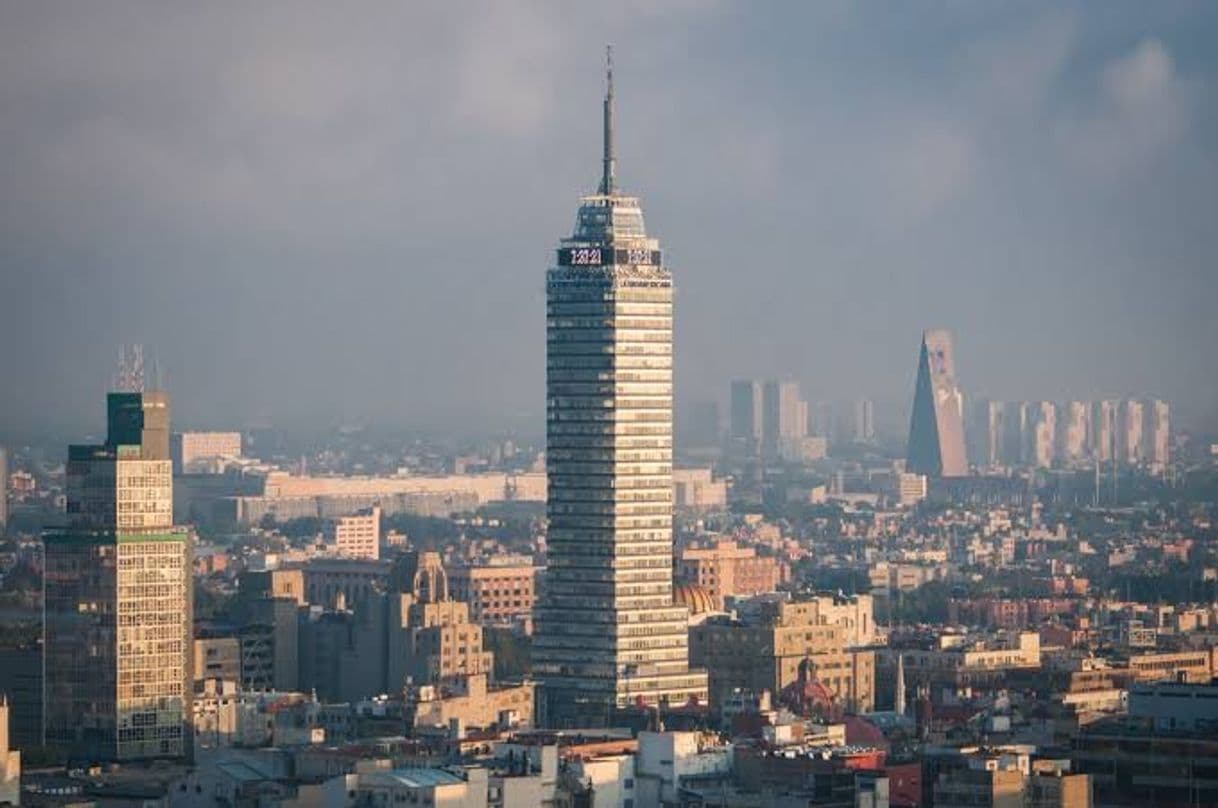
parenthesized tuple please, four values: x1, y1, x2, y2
(448, 559, 539, 629)
(532, 56, 707, 726)
(690, 595, 876, 713)
(328, 505, 381, 560)
(1144, 399, 1170, 473)
(1029, 401, 1057, 469)
(763, 380, 808, 462)
(1128, 679, 1218, 732)
(389, 555, 494, 690)
(896, 473, 928, 506)
(358, 767, 487, 807)
(171, 431, 242, 474)
(853, 398, 876, 444)
(1058, 401, 1090, 466)
(194, 636, 241, 684)
(671, 468, 727, 510)
(44, 390, 192, 761)
(906, 329, 968, 477)
(969, 399, 1005, 468)
(1091, 400, 1118, 463)
(411, 674, 534, 734)
(677, 540, 783, 609)
(1119, 399, 1144, 466)
(224, 470, 545, 526)
(729, 380, 764, 453)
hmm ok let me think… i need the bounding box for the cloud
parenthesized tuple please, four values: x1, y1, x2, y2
(1059, 38, 1193, 176)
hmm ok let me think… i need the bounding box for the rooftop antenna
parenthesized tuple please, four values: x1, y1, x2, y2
(598, 45, 616, 196)
(114, 344, 145, 393)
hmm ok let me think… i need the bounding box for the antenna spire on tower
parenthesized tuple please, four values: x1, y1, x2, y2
(599, 45, 616, 196)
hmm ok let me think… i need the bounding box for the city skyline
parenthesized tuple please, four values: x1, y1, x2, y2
(2, 4, 1217, 436)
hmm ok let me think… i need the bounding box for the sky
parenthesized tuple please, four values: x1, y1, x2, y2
(1, 2, 1216, 440)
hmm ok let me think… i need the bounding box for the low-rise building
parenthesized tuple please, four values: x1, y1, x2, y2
(677, 540, 784, 609)
(328, 506, 381, 560)
(448, 559, 539, 630)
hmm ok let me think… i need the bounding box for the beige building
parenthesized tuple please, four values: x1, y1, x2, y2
(677, 540, 784, 609)
(672, 468, 727, 510)
(172, 431, 242, 473)
(896, 473, 928, 506)
(329, 505, 381, 560)
(389, 554, 493, 688)
(194, 636, 241, 683)
(448, 559, 538, 629)
(690, 596, 876, 712)
(1125, 649, 1213, 683)
(412, 673, 534, 733)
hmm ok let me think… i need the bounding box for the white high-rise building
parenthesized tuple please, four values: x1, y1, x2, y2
(1120, 399, 1145, 466)
(1058, 401, 1090, 466)
(763, 380, 807, 461)
(1092, 400, 1119, 463)
(853, 399, 876, 444)
(532, 53, 707, 727)
(1144, 399, 1170, 474)
(1029, 401, 1057, 469)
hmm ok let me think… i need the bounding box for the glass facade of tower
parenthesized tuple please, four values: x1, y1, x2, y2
(44, 392, 192, 761)
(533, 190, 708, 727)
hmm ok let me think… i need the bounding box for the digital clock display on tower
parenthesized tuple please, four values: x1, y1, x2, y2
(557, 248, 662, 267)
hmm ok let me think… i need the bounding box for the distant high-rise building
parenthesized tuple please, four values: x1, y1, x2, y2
(967, 399, 1005, 468)
(852, 399, 876, 444)
(729, 380, 763, 450)
(906, 329, 968, 477)
(1144, 399, 1170, 473)
(44, 389, 192, 761)
(1120, 399, 1145, 466)
(808, 400, 836, 442)
(1092, 400, 1119, 463)
(762, 380, 807, 461)
(1002, 402, 1030, 467)
(1059, 401, 1090, 466)
(984, 400, 1006, 467)
(532, 54, 707, 727)
(1029, 401, 1057, 469)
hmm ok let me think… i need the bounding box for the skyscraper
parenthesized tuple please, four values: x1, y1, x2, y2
(1059, 401, 1090, 466)
(905, 329, 968, 477)
(43, 388, 192, 761)
(1029, 400, 1057, 469)
(1092, 400, 1118, 463)
(1144, 399, 1170, 474)
(729, 380, 763, 451)
(532, 52, 707, 727)
(852, 398, 876, 444)
(1120, 399, 1145, 466)
(762, 380, 807, 461)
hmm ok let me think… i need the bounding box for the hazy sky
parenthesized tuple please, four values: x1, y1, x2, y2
(2, 2, 1216, 439)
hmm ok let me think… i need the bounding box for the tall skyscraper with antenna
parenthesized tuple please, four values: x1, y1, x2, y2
(532, 50, 708, 726)
(43, 365, 190, 761)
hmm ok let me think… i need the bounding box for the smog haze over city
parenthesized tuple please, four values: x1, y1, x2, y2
(9, 4, 1218, 803)
(2, 2, 1217, 439)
